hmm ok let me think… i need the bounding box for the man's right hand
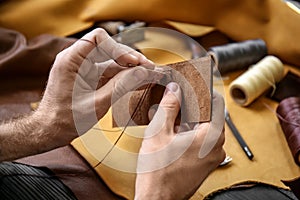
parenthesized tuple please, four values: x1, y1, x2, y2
(135, 82, 226, 200)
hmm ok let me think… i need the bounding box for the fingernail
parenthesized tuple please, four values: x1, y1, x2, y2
(133, 69, 146, 81)
(129, 54, 139, 61)
(167, 82, 178, 92)
(147, 59, 155, 65)
(139, 56, 155, 68)
(126, 54, 139, 67)
(164, 82, 178, 96)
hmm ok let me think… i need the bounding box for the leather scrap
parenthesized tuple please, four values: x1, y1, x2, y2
(112, 56, 212, 127)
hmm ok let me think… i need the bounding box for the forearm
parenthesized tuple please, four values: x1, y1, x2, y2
(0, 111, 75, 162)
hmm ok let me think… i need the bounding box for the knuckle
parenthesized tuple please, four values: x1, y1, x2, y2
(55, 50, 66, 62)
(161, 94, 180, 109)
(92, 28, 107, 36)
(92, 28, 110, 42)
(51, 53, 65, 73)
(161, 100, 179, 112)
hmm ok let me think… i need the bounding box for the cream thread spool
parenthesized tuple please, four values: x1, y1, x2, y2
(229, 55, 284, 106)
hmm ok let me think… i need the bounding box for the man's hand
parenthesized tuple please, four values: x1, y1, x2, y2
(135, 82, 226, 200)
(0, 28, 160, 161)
(37, 28, 158, 140)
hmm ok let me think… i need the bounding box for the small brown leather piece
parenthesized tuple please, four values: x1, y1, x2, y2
(112, 56, 212, 127)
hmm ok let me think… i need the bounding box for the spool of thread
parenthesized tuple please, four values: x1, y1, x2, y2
(209, 39, 267, 75)
(276, 97, 300, 166)
(229, 55, 284, 106)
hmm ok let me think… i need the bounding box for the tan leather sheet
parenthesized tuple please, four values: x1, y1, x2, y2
(72, 49, 300, 199)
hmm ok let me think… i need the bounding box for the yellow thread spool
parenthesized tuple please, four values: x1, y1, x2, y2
(229, 55, 284, 106)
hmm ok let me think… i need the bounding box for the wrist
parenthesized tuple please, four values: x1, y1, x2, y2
(135, 174, 174, 200)
(33, 104, 77, 148)
(0, 109, 74, 161)
(135, 190, 174, 200)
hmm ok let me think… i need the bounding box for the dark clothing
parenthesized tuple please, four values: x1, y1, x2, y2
(0, 162, 77, 200)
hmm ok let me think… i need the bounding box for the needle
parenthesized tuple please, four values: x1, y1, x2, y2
(219, 156, 233, 166)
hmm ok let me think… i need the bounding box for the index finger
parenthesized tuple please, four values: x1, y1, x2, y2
(69, 28, 154, 68)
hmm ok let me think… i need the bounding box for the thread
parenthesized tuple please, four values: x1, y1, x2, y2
(209, 39, 267, 75)
(229, 55, 284, 106)
(91, 82, 152, 169)
(276, 97, 300, 166)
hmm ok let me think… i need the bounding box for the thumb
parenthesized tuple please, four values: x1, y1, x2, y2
(160, 82, 182, 127)
(147, 82, 182, 136)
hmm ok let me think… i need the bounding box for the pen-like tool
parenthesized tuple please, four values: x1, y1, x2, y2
(225, 108, 254, 160)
